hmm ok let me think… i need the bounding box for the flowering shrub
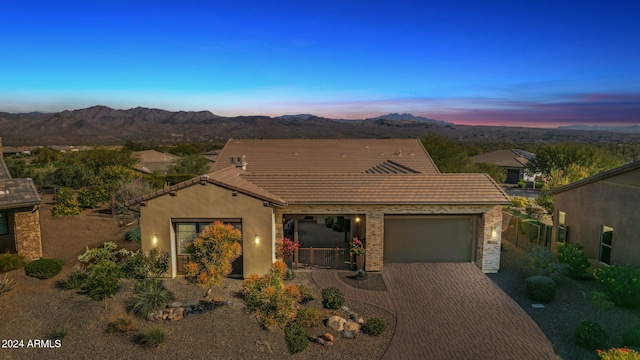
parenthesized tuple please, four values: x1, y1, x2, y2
(594, 265, 640, 308)
(597, 348, 640, 360)
(349, 236, 365, 256)
(279, 237, 300, 257)
(556, 243, 590, 279)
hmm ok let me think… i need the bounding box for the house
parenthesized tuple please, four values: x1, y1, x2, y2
(133, 150, 181, 175)
(0, 138, 43, 259)
(129, 139, 510, 278)
(470, 149, 537, 184)
(548, 161, 640, 268)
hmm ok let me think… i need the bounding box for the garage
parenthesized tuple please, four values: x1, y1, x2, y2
(384, 215, 476, 263)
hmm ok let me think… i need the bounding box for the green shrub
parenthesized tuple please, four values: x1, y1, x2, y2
(24, 258, 63, 279)
(556, 243, 590, 279)
(299, 285, 314, 304)
(321, 287, 345, 310)
(77, 187, 109, 208)
(324, 217, 334, 228)
(510, 196, 530, 208)
(128, 279, 174, 319)
(597, 347, 640, 360)
(0, 253, 26, 273)
(49, 324, 69, 340)
(121, 249, 169, 279)
(525, 275, 557, 303)
(294, 307, 322, 328)
(575, 320, 609, 350)
(82, 260, 121, 308)
(124, 227, 141, 243)
(623, 324, 640, 348)
(526, 247, 566, 281)
(106, 317, 138, 334)
(62, 269, 87, 290)
(355, 269, 368, 280)
(284, 322, 308, 354)
(363, 317, 387, 337)
(0, 273, 16, 294)
(138, 325, 167, 348)
(517, 180, 526, 188)
(594, 265, 640, 308)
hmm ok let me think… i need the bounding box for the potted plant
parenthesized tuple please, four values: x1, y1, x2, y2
(349, 236, 365, 271)
(279, 237, 300, 268)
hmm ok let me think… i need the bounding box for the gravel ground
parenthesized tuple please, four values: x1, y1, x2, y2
(0, 197, 394, 359)
(488, 241, 640, 360)
(336, 272, 387, 291)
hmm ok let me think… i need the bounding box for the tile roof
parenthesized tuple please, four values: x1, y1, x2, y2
(0, 158, 11, 179)
(133, 150, 181, 174)
(470, 149, 530, 168)
(547, 160, 640, 195)
(212, 139, 440, 174)
(0, 178, 42, 210)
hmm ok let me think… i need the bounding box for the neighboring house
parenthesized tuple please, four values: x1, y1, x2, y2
(201, 149, 220, 163)
(129, 139, 510, 278)
(133, 150, 181, 175)
(0, 138, 43, 259)
(548, 161, 640, 268)
(470, 149, 537, 184)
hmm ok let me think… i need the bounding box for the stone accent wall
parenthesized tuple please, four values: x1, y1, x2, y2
(275, 203, 501, 272)
(13, 207, 43, 260)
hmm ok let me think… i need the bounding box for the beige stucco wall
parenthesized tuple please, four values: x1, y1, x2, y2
(553, 178, 640, 267)
(275, 203, 502, 273)
(140, 183, 275, 278)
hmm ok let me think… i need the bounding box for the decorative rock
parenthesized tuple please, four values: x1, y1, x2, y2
(531, 303, 545, 309)
(327, 316, 347, 332)
(316, 337, 326, 345)
(224, 299, 234, 306)
(344, 320, 361, 334)
(168, 301, 183, 308)
(341, 330, 356, 339)
(183, 300, 198, 308)
(341, 306, 349, 312)
(321, 332, 334, 342)
(254, 339, 272, 354)
(325, 341, 334, 346)
(356, 316, 365, 325)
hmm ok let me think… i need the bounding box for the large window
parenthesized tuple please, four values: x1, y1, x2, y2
(556, 211, 567, 243)
(174, 220, 242, 255)
(599, 226, 613, 265)
(0, 212, 8, 235)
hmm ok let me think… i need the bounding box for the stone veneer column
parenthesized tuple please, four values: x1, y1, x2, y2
(365, 210, 384, 271)
(478, 206, 502, 273)
(13, 208, 43, 260)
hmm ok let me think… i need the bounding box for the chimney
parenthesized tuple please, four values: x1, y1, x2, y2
(229, 155, 247, 170)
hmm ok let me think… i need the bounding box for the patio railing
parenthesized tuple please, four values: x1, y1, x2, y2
(294, 247, 351, 270)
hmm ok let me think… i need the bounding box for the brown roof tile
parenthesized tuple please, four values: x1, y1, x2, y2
(0, 178, 41, 210)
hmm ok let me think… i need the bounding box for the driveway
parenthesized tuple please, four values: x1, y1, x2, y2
(313, 263, 555, 359)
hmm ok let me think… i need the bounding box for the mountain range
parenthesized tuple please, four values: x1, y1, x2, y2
(1, 105, 639, 146)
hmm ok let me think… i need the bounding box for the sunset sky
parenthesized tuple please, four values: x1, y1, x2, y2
(1, 0, 639, 128)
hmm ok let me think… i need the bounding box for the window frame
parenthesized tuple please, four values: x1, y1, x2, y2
(173, 219, 242, 256)
(599, 225, 613, 265)
(0, 212, 9, 235)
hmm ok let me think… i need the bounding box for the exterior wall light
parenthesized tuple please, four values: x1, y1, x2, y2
(355, 217, 360, 222)
(152, 234, 158, 245)
(254, 235, 260, 245)
(490, 226, 497, 240)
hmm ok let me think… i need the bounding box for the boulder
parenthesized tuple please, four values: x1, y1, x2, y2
(326, 316, 347, 332)
(344, 320, 361, 334)
(342, 330, 356, 339)
(254, 339, 272, 354)
(321, 332, 334, 342)
(168, 301, 183, 308)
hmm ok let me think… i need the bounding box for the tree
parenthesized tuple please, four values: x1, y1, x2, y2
(67, 148, 137, 174)
(47, 163, 95, 189)
(32, 147, 62, 165)
(113, 179, 154, 219)
(526, 143, 623, 177)
(4, 158, 27, 178)
(421, 133, 474, 173)
(82, 259, 121, 310)
(97, 165, 138, 193)
(472, 162, 507, 184)
(184, 221, 242, 298)
(166, 155, 210, 185)
(536, 164, 590, 213)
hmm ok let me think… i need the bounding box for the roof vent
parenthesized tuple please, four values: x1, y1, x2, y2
(230, 155, 247, 170)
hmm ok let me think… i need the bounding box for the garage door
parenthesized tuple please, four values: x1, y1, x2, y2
(384, 215, 475, 263)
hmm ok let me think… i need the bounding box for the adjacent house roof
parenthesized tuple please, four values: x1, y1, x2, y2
(547, 160, 640, 195)
(470, 149, 532, 168)
(133, 150, 181, 174)
(212, 139, 440, 174)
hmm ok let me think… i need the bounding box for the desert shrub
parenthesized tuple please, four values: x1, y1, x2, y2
(284, 322, 308, 354)
(575, 320, 609, 350)
(525, 205, 547, 220)
(124, 227, 141, 243)
(526, 247, 566, 281)
(77, 241, 130, 265)
(294, 307, 322, 328)
(62, 268, 87, 290)
(240, 263, 299, 329)
(325, 217, 334, 228)
(106, 317, 138, 334)
(77, 187, 109, 208)
(525, 275, 557, 303)
(556, 243, 590, 279)
(51, 201, 82, 217)
(121, 249, 169, 279)
(355, 269, 368, 280)
(0, 273, 16, 294)
(24, 258, 63, 279)
(299, 285, 314, 304)
(594, 265, 640, 308)
(510, 195, 529, 208)
(363, 317, 387, 337)
(517, 180, 526, 188)
(82, 259, 121, 309)
(0, 253, 26, 273)
(138, 325, 167, 348)
(623, 324, 640, 348)
(128, 279, 174, 319)
(284, 268, 295, 280)
(321, 287, 345, 310)
(597, 348, 640, 360)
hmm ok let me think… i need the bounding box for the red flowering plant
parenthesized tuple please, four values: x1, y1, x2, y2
(278, 237, 300, 258)
(349, 236, 366, 256)
(597, 348, 640, 360)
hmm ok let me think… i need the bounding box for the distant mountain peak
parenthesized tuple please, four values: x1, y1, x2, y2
(276, 114, 317, 120)
(367, 113, 451, 125)
(558, 124, 640, 133)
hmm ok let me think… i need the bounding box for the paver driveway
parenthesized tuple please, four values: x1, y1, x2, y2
(314, 263, 555, 359)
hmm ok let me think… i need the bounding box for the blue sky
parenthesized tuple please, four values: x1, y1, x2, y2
(1, 0, 639, 127)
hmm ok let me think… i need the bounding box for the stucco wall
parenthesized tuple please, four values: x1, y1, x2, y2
(553, 180, 640, 267)
(140, 183, 275, 278)
(275, 204, 502, 273)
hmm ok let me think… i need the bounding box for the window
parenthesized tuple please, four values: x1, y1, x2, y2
(0, 212, 8, 235)
(556, 211, 567, 243)
(174, 220, 242, 255)
(599, 226, 613, 265)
